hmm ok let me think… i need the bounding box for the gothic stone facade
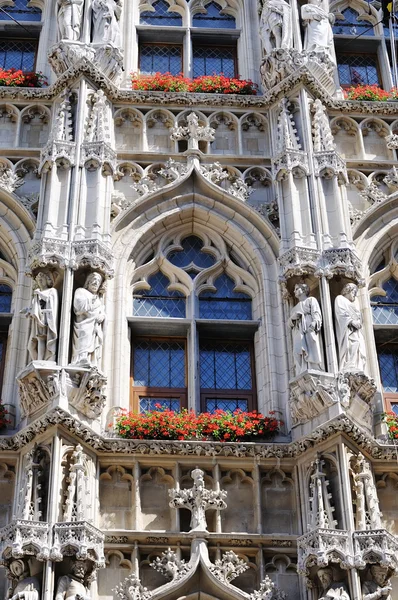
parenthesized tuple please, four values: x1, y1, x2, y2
(1, 0, 398, 598)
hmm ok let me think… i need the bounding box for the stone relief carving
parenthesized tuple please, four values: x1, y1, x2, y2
(200, 163, 252, 201)
(55, 560, 91, 599)
(301, 0, 335, 62)
(250, 576, 287, 600)
(359, 183, 388, 207)
(317, 567, 350, 600)
(0, 168, 24, 193)
(290, 372, 337, 424)
(92, 0, 122, 46)
(21, 271, 59, 363)
(259, 0, 292, 55)
(273, 99, 309, 178)
(334, 283, 366, 373)
(8, 558, 41, 600)
(113, 573, 152, 600)
(289, 283, 324, 374)
(171, 112, 215, 150)
(150, 548, 190, 581)
(71, 272, 105, 368)
(57, 0, 84, 41)
(362, 565, 393, 600)
(68, 366, 107, 419)
(209, 550, 249, 583)
(385, 133, 398, 149)
(169, 468, 227, 533)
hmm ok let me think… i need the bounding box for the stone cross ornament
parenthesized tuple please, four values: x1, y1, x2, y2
(169, 468, 227, 533)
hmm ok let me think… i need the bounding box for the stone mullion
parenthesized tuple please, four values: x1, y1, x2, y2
(318, 276, 338, 374)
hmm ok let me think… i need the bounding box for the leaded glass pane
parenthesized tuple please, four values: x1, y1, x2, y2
(0, 285, 12, 313)
(337, 54, 380, 86)
(133, 272, 186, 318)
(0, 0, 41, 21)
(134, 340, 185, 387)
(199, 273, 252, 320)
(140, 44, 182, 75)
(206, 398, 248, 413)
(140, 0, 182, 25)
(192, 2, 236, 28)
(193, 46, 236, 77)
(392, 404, 398, 415)
(168, 236, 216, 269)
(200, 342, 252, 390)
(140, 397, 181, 412)
(0, 40, 37, 71)
(371, 279, 398, 324)
(378, 348, 398, 392)
(333, 8, 374, 35)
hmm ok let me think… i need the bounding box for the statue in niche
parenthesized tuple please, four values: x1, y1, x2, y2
(55, 560, 91, 599)
(334, 283, 367, 372)
(56, 0, 84, 41)
(301, 0, 335, 61)
(362, 565, 392, 600)
(91, 0, 122, 46)
(289, 283, 324, 374)
(71, 272, 105, 368)
(259, 0, 292, 55)
(9, 559, 41, 600)
(317, 567, 350, 600)
(21, 271, 59, 363)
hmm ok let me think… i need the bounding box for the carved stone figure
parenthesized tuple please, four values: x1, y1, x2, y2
(9, 559, 41, 600)
(55, 561, 91, 600)
(317, 568, 350, 600)
(260, 0, 292, 55)
(21, 271, 58, 362)
(289, 283, 323, 374)
(57, 0, 84, 41)
(71, 272, 105, 367)
(301, 0, 335, 61)
(362, 565, 392, 600)
(92, 0, 122, 46)
(334, 283, 366, 372)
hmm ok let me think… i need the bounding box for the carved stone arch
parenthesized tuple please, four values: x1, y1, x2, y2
(330, 0, 380, 31)
(189, 0, 240, 21)
(261, 467, 296, 535)
(13, 158, 41, 211)
(360, 119, 392, 161)
(195, 260, 258, 300)
(139, 466, 175, 531)
(240, 113, 269, 156)
(368, 169, 390, 195)
(113, 161, 144, 210)
(19, 105, 51, 148)
(139, 0, 187, 22)
(114, 108, 144, 151)
(219, 469, 255, 534)
(209, 111, 239, 155)
(0, 104, 19, 148)
(98, 550, 133, 596)
(347, 169, 369, 218)
(243, 167, 274, 209)
(131, 254, 193, 298)
(330, 116, 362, 159)
(99, 466, 134, 529)
(264, 554, 299, 599)
(145, 109, 175, 153)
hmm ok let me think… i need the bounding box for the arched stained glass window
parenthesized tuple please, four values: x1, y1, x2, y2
(199, 273, 252, 320)
(0, 285, 12, 313)
(371, 278, 398, 325)
(0, 0, 41, 21)
(133, 272, 185, 318)
(333, 8, 374, 35)
(140, 0, 183, 26)
(168, 236, 216, 276)
(192, 1, 236, 28)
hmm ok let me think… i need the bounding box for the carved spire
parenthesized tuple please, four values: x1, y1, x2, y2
(52, 89, 73, 142)
(312, 99, 335, 153)
(276, 99, 301, 154)
(350, 453, 382, 530)
(63, 444, 87, 522)
(308, 457, 337, 530)
(85, 90, 110, 143)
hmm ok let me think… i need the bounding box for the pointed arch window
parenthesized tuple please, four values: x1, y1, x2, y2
(192, 2, 236, 28)
(0, 285, 12, 314)
(168, 235, 216, 275)
(0, 0, 42, 21)
(371, 278, 398, 325)
(140, 0, 183, 25)
(133, 272, 186, 318)
(199, 273, 252, 320)
(333, 8, 374, 35)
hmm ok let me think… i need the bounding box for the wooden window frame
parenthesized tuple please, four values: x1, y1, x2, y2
(192, 43, 238, 78)
(130, 336, 188, 412)
(138, 42, 184, 75)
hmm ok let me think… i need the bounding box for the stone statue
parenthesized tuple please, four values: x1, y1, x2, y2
(301, 0, 335, 61)
(56, 0, 84, 41)
(91, 0, 122, 46)
(259, 0, 292, 55)
(317, 568, 350, 600)
(334, 283, 366, 372)
(362, 565, 392, 600)
(21, 271, 59, 363)
(71, 272, 105, 367)
(9, 559, 41, 600)
(55, 561, 91, 600)
(289, 283, 323, 374)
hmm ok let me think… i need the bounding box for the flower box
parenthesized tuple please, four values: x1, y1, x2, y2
(383, 411, 398, 440)
(131, 72, 258, 95)
(0, 68, 47, 88)
(344, 85, 392, 101)
(113, 408, 281, 442)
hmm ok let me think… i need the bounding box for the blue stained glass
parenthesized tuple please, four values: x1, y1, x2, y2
(140, 397, 181, 412)
(134, 340, 185, 388)
(133, 272, 185, 318)
(0, 285, 12, 313)
(199, 273, 252, 320)
(200, 342, 252, 390)
(392, 403, 398, 415)
(206, 398, 248, 413)
(192, 1, 236, 28)
(371, 279, 398, 325)
(140, 0, 182, 25)
(0, 0, 41, 21)
(168, 236, 216, 269)
(333, 8, 374, 36)
(378, 348, 398, 392)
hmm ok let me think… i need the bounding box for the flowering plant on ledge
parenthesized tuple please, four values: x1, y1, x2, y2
(131, 72, 258, 95)
(382, 411, 398, 440)
(344, 85, 391, 101)
(113, 408, 281, 442)
(0, 68, 47, 88)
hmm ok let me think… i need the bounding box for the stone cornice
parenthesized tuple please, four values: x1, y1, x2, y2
(0, 407, 396, 460)
(2, 61, 398, 116)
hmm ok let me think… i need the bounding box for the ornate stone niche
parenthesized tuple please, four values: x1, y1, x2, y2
(98, 551, 133, 598)
(261, 469, 297, 535)
(139, 467, 174, 532)
(99, 466, 134, 530)
(264, 555, 299, 599)
(220, 469, 255, 534)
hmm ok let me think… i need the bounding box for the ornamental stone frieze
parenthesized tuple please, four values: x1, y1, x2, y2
(27, 239, 114, 277)
(353, 530, 398, 572)
(278, 247, 363, 284)
(71, 240, 114, 278)
(0, 519, 50, 565)
(297, 528, 353, 579)
(278, 247, 320, 281)
(27, 238, 70, 272)
(51, 521, 105, 568)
